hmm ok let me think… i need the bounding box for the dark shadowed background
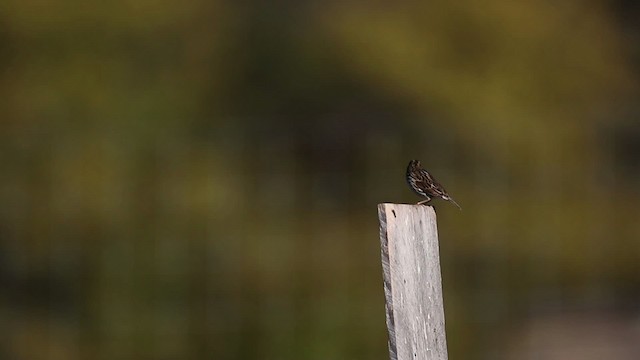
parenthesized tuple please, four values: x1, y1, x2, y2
(2, 1, 640, 359)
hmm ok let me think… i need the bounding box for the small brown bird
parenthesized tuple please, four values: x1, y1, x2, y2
(406, 160, 461, 210)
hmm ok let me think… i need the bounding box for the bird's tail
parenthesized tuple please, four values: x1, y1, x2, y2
(448, 197, 462, 210)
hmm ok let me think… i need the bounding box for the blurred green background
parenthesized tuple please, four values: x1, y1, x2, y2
(2, 1, 640, 359)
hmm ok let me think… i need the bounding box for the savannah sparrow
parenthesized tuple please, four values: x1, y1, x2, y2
(406, 160, 461, 210)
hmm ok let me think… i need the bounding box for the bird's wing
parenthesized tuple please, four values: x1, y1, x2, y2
(422, 171, 445, 194)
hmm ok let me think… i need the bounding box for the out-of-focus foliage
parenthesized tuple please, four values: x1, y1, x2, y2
(1, 1, 639, 359)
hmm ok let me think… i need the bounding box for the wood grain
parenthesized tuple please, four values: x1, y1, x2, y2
(378, 203, 448, 360)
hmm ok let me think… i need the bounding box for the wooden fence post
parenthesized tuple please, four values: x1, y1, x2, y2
(377, 203, 448, 360)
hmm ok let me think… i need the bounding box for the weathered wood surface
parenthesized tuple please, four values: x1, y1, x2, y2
(378, 203, 448, 360)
